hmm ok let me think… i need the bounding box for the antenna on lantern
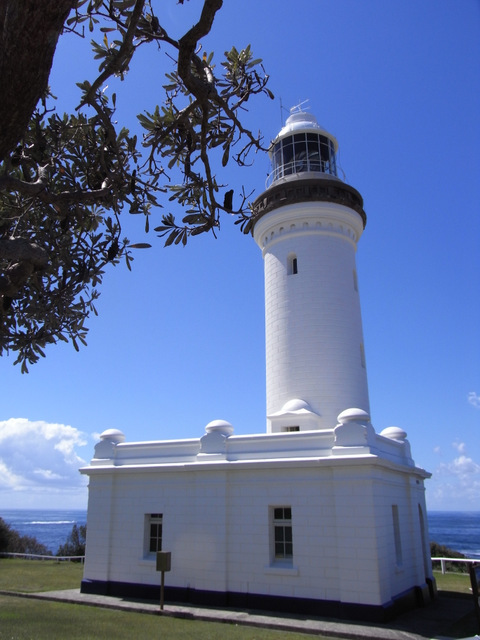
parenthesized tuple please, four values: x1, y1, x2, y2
(290, 99, 310, 114)
(279, 97, 289, 126)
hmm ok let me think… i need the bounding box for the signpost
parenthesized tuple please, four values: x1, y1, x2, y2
(156, 551, 172, 610)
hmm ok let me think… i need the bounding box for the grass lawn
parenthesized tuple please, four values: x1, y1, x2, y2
(433, 570, 475, 595)
(0, 595, 315, 640)
(0, 560, 317, 640)
(0, 558, 84, 592)
(1, 560, 478, 640)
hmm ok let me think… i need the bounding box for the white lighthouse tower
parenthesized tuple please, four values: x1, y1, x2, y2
(80, 104, 435, 620)
(253, 106, 370, 432)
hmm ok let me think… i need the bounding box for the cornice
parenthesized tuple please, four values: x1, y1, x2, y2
(252, 177, 367, 229)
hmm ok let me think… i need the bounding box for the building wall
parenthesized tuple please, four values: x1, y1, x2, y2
(83, 458, 432, 610)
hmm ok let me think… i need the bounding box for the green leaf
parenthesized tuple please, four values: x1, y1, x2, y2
(222, 145, 230, 167)
(164, 231, 177, 247)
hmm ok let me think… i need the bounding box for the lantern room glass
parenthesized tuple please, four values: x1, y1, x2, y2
(270, 132, 337, 183)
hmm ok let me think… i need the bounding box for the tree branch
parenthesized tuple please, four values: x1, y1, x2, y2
(177, 0, 223, 99)
(79, 0, 145, 108)
(0, 173, 111, 206)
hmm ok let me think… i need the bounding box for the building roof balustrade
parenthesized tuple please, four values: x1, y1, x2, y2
(83, 424, 426, 475)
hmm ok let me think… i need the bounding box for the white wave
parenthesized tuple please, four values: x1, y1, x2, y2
(29, 520, 76, 525)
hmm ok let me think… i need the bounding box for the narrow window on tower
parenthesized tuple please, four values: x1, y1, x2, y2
(283, 426, 300, 432)
(271, 506, 293, 564)
(287, 254, 298, 275)
(360, 343, 366, 369)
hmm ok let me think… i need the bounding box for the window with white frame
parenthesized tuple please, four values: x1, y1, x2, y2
(146, 513, 163, 554)
(272, 506, 293, 562)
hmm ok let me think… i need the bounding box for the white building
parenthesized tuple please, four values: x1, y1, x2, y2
(80, 108, 435, 621)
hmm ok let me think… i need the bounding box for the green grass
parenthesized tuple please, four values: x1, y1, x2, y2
(0, 558, 84, 592)
(0, 560, 317, 640)
(0, 595, 314, 640)
(1, 561, 478, 640)
(433, 570, 474, 595)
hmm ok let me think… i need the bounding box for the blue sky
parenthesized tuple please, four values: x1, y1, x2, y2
(1, 0, 479, 511)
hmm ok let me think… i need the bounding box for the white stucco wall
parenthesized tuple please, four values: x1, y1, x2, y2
(82, 426, 432, 609)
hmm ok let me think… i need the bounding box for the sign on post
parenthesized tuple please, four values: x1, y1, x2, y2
(156, 551, 171, 610)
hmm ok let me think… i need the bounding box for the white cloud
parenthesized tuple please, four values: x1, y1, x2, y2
(0, 418, 92, 508)
(449, 455, 480, 476)
(452, 441, 466, 454)
(428, 450, 480, 509)
(468, 391, 480, 409)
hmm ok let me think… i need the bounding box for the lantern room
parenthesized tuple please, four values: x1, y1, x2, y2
(268, 107, 339, 187)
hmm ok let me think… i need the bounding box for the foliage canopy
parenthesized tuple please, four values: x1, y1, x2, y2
(0, 517, 51, 555)
(0, 0, 272, 370)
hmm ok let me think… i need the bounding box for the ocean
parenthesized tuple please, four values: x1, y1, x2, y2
(428, 511, 480, 559)
(1, 509, 87, 554)
(1, 509, 479, 558)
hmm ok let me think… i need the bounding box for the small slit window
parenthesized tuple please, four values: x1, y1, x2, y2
(287, 254, 298, 275)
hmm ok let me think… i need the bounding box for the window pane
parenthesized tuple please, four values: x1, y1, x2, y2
(274, 508, 283, 520)
(148, 514, 162, 554)
(294, 140, 306, 155)
(284, 507, 292, 520)
(320, 140, 330, 163)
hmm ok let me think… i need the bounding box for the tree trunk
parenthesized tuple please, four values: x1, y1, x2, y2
(0, 0, 74, 162)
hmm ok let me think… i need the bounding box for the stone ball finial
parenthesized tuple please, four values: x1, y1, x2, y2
(380, 426, 408, 441)
(337, 408, 371, 424)
(99, 429, 125, 444)
(205, 420, 234, 436)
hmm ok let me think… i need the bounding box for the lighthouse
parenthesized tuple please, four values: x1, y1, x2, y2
(80, 104, 435, 620)
(253, 106, 370, 432)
